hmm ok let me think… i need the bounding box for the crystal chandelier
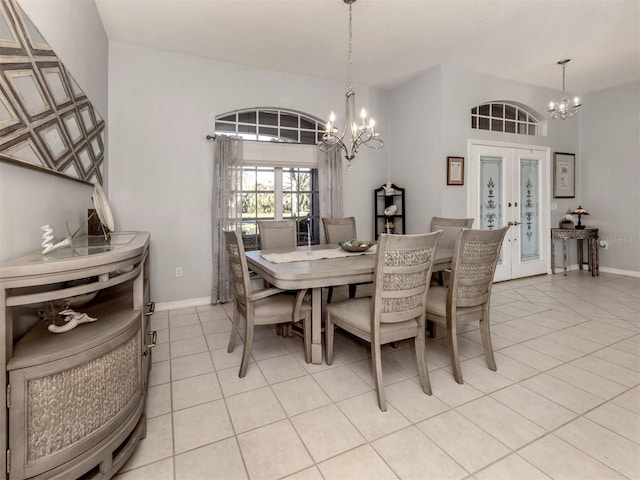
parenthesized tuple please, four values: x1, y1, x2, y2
(319, 0, 383, 169)
(548, 59, 582, 120)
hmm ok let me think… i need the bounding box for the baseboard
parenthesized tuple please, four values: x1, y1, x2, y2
(599, 266, 640, 278)
(155, 296, 212, 312)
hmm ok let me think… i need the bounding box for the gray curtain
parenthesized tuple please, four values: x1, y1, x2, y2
(211, 136, 243, 304)
(317, 148, 343, 243)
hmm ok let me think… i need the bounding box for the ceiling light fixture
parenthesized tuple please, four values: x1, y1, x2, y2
(548, 59, 582, 120)
(319, 0, 383, 169)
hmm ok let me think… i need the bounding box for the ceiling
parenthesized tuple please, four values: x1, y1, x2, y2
(95, 0, 639, 95)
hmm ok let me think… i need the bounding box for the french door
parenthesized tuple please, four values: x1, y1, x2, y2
(469, 141, 550, 282)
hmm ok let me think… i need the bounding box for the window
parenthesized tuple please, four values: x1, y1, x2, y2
(215, 108, 325, 144)
(471, 102, 540, 136)
(238, 166, 319, 250)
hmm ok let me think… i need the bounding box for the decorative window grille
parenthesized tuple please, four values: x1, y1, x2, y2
(471, 102, 540, 136)
(215, 108, 325, 144)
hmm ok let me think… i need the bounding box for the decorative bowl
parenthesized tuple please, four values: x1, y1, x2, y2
(339, 240, 372, 252)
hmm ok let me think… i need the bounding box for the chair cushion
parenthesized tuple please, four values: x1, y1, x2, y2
(253, 292, 310, 320)
(425, 286, 483, 318)
(326, 297, 419, 339)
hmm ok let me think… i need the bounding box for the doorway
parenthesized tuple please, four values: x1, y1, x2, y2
(468, 141, 550, 282)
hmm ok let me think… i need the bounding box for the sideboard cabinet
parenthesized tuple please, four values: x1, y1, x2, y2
(0, 232, 154, 479)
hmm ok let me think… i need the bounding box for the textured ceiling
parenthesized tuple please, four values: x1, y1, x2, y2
(95, 0, 639, 95)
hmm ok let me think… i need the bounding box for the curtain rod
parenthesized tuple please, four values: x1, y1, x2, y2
(206, 134, 217, 141)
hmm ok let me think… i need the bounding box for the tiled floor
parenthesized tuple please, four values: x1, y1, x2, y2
(115, 271, 639, 480)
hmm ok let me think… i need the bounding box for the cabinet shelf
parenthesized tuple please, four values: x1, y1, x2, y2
(374, 184, 405, 237)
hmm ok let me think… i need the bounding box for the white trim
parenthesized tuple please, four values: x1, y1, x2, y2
(155, 296, 212, 312)
(599, 266, 640, 278)
(242, 141, 317, 167)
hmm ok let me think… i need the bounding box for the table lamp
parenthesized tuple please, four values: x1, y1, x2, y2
(571, 206, 589, 229)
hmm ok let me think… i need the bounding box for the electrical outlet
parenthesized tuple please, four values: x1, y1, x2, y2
(175, 267, 183, 277)
(598, 239, 608, 250)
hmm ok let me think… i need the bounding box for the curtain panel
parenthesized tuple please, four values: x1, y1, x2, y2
(317, 148, 343, 243)
(211, 136, 243, 304)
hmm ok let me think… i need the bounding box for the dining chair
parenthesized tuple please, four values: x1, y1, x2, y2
(325, 231, 442, 411)
(425, 226, 508, 384)
(322, 216, 368, 302)
(257, 219, 308, 337)
(430, 216, 474, 286)
(257, 219, 297, 250)
(224, 229, 312, 375)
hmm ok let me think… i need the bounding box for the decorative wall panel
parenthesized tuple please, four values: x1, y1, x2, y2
(0, 0, 104, 183)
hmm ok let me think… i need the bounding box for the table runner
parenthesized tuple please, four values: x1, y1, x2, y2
(261, 245, 377, 264)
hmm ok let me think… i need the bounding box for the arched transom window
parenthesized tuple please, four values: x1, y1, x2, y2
(471, 102, 541, 136)
(215, 108, 325, 144)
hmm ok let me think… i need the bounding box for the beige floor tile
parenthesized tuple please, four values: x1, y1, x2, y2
(170, 351, 214, 381)
(210, 345, 245, 371)
(249, 336, 291, 360)
(337, 391, 410, 440)
(385, 378, 450, 423)
(171, 371, 222, 411)
(456, 358, 513, 393)
(226, 386, 287, 433)
(491, 383, 577, 430)
(120, 414, 173, 472)
(291, 404, 366, 462)
(217, 363, 268, 397)
(174, 437, 247, 480)
(521, 336, 585, 362)
(542, 330, 604, 354)
(271, 375, 333, 416)
(417, 410, 510, 473)
(487, 352, 539, 382)
(611, 387, 640, 414)
(256, 352, 308, 384)
(169, 323, 202, 341)
(347, 356, 409, 388)
(428, 368, 484, 408)
(592, 346, 640, 372)
(169, 312, 199, 327)
(237, 419, 314, 480)
(498, 344, 564, 371)
(200, 317, 233, 335)
(172, 399, 234, 454)
(519, 434, 627, 480)
(457, 396, 545, 449)
(474, 454, 551, 480)
(372, 425, 468, 480)
(281, 466, 324, 480)
(312, 365, 372, 401)
(170, 336, 208, 359)
(555, 417, 640, 479)
(318, 444, 397, 480)
(114, 457, 174, 480)
(585, 401, 640, 444)
(547, 363, 628, 399)
(521, 373, 604, 414)
(206, 330, 237, 350)
(146, 383, 171, 418)
(148, 360, 170, 387)
(151, 342, 170, 363)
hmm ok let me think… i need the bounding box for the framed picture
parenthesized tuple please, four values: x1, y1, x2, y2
(447, 157, 464, 185)
(553, 152, 575, 198)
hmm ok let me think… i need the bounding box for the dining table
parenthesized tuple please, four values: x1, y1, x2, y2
(245, 243, 453, 364)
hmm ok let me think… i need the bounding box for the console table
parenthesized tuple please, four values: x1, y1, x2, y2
(551, 228, 599, 276)
(0, 232, 154, 479)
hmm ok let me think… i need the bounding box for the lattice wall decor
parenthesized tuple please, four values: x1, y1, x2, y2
(0, 0, 105, 184)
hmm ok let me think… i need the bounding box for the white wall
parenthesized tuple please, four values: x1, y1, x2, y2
(580, 81, 640, 272)
(107, 43, 387, 303)
(0, 0, 108, 263)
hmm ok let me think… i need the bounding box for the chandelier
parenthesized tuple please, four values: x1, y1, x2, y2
(319, 0, 383, 169)
(548, 59, 582, 120)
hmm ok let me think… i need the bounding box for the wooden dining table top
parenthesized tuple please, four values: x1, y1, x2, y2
(245, 244, 453, 290)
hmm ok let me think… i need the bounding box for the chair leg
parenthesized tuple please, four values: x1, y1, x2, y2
(415, 328, 432, 395)
(325, 314, 335, 365)
(479, 313, 497, 371)
(227, 307, 241, 353)
(371, 341, 387, 411)
(348, 284, 357, 298)
(327, 286, 334, 304)
(239, 320, 254, 378)
(447, 316, 463, 384)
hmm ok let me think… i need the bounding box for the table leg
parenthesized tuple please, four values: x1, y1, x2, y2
(578, 239, 584, 270)
(562, 238, 568, 276)
(594, 237, 600, 276)
(310, 287, 323, 364)
(551, 238, 556, 274)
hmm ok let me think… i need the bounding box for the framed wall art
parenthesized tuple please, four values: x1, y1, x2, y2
(553, 152, 575, 198)
(447, 156, 464, 185)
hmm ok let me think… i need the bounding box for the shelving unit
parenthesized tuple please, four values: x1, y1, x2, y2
(0, 232, 154, 479)
(374, 183, 405, 237)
